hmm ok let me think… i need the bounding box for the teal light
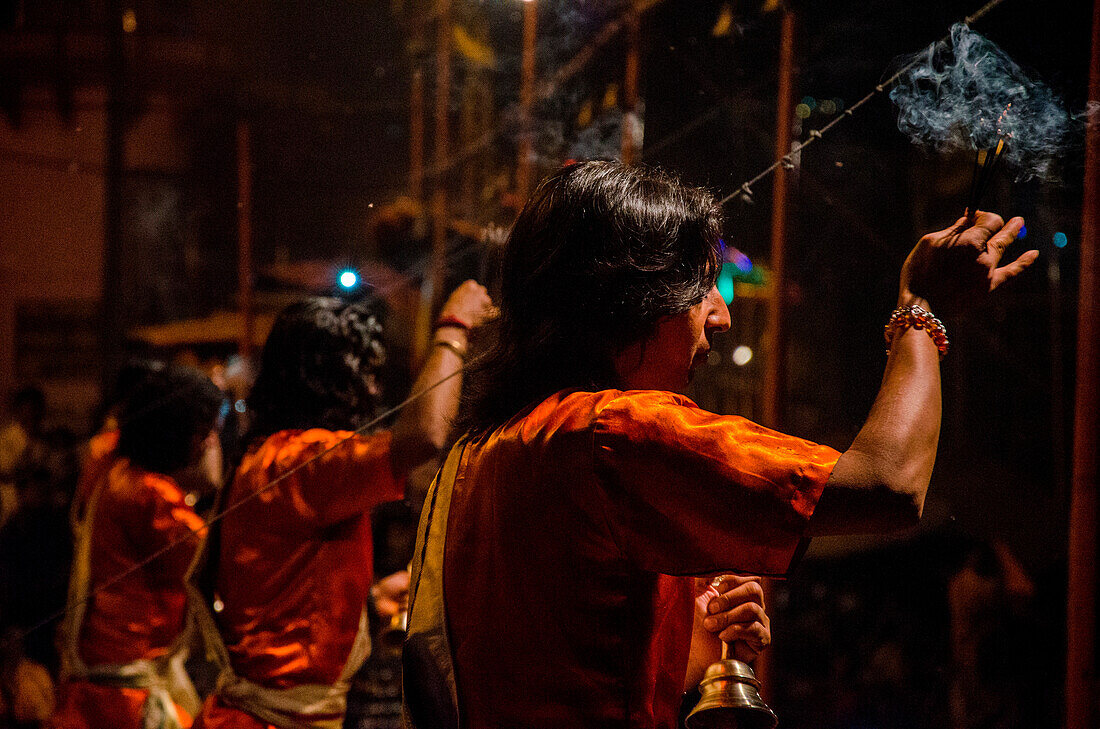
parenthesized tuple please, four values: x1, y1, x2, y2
(1053, 231, 1068, 249)
(338, 270, 359, 289)
(717, 264, 735, 305)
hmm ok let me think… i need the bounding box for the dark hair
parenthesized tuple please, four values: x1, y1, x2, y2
(112, 359, 165, 405)
(92, 359, 165, 431)
(246, 297, 386, 441)
(10, 386, 45, 414)
(117, 365, 223, 475)
(458, 161, 724, 436)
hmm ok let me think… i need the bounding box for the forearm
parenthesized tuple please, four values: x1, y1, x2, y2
(808, 297, 942, 536)
(390, 326, 467, 475)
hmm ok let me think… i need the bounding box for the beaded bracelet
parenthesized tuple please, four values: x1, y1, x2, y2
(884, 304, 948, 359)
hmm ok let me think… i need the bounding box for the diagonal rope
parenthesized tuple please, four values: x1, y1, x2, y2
(718, 0, 1010, 207)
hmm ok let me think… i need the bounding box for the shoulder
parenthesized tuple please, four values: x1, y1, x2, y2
(104, 460, 189, 512)
(502, 389, 635, 436)
(245, 429, 334, 466)
(592, 389, 785, 457)
(240, 427, 393, 478)
(593, 389, 710, 432)
(131, 462, 186, 502)
(256, 427, 388, 451)
(499, 388, 706, 434)
(87, 430, 119, 461)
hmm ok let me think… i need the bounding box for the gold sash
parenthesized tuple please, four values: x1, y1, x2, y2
(402, 440, 466, 729)
(61, 462, 200, 729)
(185, 495, 373, 729)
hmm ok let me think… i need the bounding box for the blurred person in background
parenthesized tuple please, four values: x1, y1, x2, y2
(0, 387, 46, 528)
(0, 386, 81, 676)
(403, 161, 1037, 729)
(0, 458, 76, 678)
(49, 365, 224, 729)
(77, 361, 169, 522)
(948, 540, 1038, 729)
(188, 281, 493, 729)
(0, 625, 55, 728)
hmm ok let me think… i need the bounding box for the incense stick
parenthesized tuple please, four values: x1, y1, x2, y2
(966, 137, 1007, 221)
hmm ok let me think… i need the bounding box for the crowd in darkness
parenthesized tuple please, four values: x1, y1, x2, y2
(0, 373, 421, 729)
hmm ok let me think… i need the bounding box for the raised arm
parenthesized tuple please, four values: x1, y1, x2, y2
(808, 212, 1037, 536)
(390, 280, 494, 475)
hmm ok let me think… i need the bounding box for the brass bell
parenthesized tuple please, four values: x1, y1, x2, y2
(685, 643, 778, 729)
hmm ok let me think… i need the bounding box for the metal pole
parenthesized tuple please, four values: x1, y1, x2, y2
(414, 0, 452, 365)
(517, 0, 537, 204)
(236, 120, 255, 360)
(621, 6, 640, 165)
(101, 0, 126, 394)
(410, 66, 425, 202)
(431, 0, 452, 305)
(758, 6, 796, 701)
(1065, 2, 1100, 727)
(460, 76, 477, 215)
(763, 6, 795, 434)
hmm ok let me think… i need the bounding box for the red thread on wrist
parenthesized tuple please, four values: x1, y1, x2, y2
(433, 314, 470, 331)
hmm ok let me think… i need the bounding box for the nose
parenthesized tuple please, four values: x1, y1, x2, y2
(707, 286, 731, 334)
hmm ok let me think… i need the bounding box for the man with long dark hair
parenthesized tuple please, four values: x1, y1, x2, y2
(51, 365, 224, 729)
(403, 161, 1036, 729)
(188, 282, 493, 729)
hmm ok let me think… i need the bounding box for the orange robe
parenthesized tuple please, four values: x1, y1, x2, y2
(49, 455, 206, 729)
(191, 429, 404, 729)
(404, 389, 841, 729)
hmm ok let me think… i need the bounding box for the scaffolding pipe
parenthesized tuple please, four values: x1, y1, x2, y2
(414, 0, 453, 365)
(763, 7, 795, 435)
(758, 7, 796, 702)
(621, 6, 640, 165)
(101, 0, 126, 393)
(410, 63, 425, 201)
(517, 0, 537, 203)
(1065, 1, 1100, 726)
(236, 120, 254, 359)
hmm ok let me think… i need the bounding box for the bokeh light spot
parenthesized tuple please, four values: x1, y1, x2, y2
(339, 270, 359, 289)
(717, 268, 735, 305)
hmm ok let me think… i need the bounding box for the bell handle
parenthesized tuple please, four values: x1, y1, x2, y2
(720, 639, 759, 666)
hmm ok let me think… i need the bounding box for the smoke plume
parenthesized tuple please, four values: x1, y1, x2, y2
(889, 23, 1073, 180)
